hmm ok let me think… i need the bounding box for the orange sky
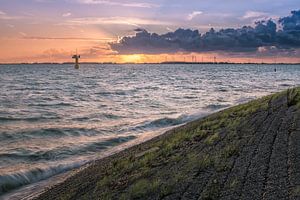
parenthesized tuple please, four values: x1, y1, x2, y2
(1, 30, 300, 64)
(1, 36, 299, 64)
(0, 1, 300, 64)
(1, 36, 300, 63)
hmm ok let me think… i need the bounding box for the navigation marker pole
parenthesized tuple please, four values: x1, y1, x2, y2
(72, 49, 80, 69)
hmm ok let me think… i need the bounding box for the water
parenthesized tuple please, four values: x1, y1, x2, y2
(0, 64, 299, 198)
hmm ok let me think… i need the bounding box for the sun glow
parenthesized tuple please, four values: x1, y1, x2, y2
(121, 54, 143, 63)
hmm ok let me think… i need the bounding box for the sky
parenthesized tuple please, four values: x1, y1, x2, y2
(0, 0, 299, 63)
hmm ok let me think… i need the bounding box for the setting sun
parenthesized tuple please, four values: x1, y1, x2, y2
(1, 0, 300, 199)
(121, 54, 143, 63)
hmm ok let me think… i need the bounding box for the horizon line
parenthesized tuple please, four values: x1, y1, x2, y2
(1, 62, 300, 65)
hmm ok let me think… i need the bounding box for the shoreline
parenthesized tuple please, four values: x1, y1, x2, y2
(29, 123, 196, 199)
(34, 87, 300, 199)
(2, 126, 177, 200)
(0, 104, 239, 198)
(3, 119, 205, 199)
(2, 87, 299, 199)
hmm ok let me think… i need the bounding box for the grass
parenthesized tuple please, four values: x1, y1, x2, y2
(205, 133, 220, 145)
(202, 179, 221, 200)
(292, 185, 300, 197)
(187, 153, 213, 171)
(287, 88, 300, 108)
(159, 184, 174, 197)
(223, 142, 240, 158)
(93, 89, 272, 199)
(126, 179, 158, 199)
(139, 151, 157, 167)
(96, 176, 110, 189)
(61, 87, 300, 200)
(230, 178, 239, 189)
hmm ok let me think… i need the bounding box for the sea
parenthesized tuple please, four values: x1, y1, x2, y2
(0, 64, 299, 199)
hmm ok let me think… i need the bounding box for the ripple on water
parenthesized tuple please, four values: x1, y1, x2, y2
(0, 64, 299, 197)
(0, 135, 136, 162)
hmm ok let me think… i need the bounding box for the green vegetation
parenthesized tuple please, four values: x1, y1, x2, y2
(125, 179, 159, 199)
(186, 153, 213, 171)
(223, 142, 240, 158)
(287, 88, 300, 108)
(292, 185, 300, 197)
(88, 89, 287, 199)
(205, 133, 220, 145)
(36, 87, 300, 200)
(202, 179, 221, 200)
(230, 178, 239, 189)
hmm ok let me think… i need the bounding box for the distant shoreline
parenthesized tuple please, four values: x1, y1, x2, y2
(0, 62, 300, 65)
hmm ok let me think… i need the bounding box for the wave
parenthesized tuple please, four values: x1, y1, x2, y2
(147, 116, 189, 127)
(28, 102, 74, 107)
(0, 136, 136, 162)
(183, 95, 198, 99)
(279, 83, 293, 87)
(73, 113, 122, 122)
(0, 135, 137, 195)
(0, 161, 85, 195)
(0, 128, 101, 141)
(0, 116, 60, 122)
(204, 104, 231, 110)
(217, 88, 228, 92)
(95, 91, 127, 96)
(125, 114, 199, 132)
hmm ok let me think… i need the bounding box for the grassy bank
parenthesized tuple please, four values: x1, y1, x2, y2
(35, 87, 300, 200)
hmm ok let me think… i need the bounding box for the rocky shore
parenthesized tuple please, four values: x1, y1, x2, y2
(34, 87, 300, 200)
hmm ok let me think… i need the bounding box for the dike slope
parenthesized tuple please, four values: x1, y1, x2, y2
(35, 87, 300, 200)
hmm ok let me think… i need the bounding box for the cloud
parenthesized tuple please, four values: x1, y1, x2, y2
(64, 17, 170, 26)
(241, 11, 279, 25)
(21, 36, 114, 41)
(62, 12, 72, 17)
(81, 45, 113, 57)
(277, 10, 300, 47)
(76, 0, 159, 8)
(242, 11, 268, 19)
(134, 28, 146, 32)
(0, 10, 21, 20)
(110, 10, 300, 55)
(19, 32, 27, 37)
(7, 24, 15, 28)
(166, 27, 173, 32)
(187, 11, 203, 21)
(110, 28, 201, 54)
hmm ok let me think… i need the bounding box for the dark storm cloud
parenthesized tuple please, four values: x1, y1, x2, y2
(133, 28, 146, 32)
(110, 10, 300, 54)
(277, 10, 300, 47)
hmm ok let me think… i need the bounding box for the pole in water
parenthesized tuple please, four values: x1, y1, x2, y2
(72, 49, 80, 69)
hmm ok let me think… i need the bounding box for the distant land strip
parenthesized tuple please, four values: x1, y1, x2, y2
(1, 62, 300, 65)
